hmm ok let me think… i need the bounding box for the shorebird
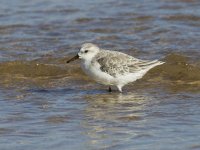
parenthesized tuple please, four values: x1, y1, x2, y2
(67, 43, 164, 92)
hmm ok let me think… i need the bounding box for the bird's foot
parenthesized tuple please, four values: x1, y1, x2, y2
(108, 86, 112, 92)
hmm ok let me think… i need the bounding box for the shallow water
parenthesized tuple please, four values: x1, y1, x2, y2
(0, 0, 200, 149)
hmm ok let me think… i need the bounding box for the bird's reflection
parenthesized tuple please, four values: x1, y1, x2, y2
(81, 92, 151, 149)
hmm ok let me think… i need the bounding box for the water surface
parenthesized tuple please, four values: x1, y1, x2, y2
(0, 0, 200, 149)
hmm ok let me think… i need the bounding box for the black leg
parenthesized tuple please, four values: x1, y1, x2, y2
(108, 86, 112, 92)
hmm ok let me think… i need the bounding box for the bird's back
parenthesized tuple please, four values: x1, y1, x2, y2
(92, 49, 164, 78)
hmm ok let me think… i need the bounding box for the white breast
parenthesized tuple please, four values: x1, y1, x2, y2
(80, 60, 115, 85)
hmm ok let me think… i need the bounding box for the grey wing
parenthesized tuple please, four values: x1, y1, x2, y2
(128, 58, 163, 72)
(96, 52, 140, 77)
(95, 51, 163, 77)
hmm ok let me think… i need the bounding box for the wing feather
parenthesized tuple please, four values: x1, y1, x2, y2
(93, 50, 160, 77)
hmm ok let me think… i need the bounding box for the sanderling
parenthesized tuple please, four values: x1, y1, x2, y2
(67, 43, 164, 92)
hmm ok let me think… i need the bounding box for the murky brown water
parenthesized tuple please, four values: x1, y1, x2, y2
(0, 0, 200, 149)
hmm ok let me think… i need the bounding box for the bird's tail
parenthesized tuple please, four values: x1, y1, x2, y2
(138, 60, 165, 73)
(148, 59, 164, 67)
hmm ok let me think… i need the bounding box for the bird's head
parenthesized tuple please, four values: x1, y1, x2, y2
(67, 43, 100, 63)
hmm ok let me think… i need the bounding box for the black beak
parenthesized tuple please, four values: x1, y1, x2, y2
(66, 54, 79, 63)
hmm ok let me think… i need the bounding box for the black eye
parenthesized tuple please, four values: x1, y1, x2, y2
(85, 50, 88, 53)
